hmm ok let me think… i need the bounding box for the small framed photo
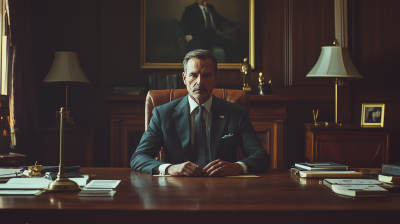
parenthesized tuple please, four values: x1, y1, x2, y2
(361, 104, 385, 127)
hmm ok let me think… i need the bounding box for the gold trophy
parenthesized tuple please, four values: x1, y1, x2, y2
(240, 58, 252, 92)
(47, 107, 80, 192)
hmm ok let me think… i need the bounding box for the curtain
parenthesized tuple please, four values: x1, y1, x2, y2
(8, 0, 38, 155)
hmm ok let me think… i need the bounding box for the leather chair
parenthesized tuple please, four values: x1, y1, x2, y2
(145, 88, 249, 162)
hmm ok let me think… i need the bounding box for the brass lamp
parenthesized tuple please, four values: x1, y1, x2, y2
(43, 52, 91, 126)
(47, 107, 80, 192)
(306, 40, 363, 123)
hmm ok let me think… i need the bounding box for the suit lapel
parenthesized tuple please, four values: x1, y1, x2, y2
(172, 95, 192, 161)
(209, 96, 227, 161)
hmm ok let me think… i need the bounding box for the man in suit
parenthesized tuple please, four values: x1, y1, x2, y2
(131, 49, 270, 177)
(180, 0, 238, 62)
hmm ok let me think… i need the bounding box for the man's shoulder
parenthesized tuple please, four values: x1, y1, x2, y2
(184, 2, 199, 10)
(154, 95, 187, 112)
(213, 96, 247, 113)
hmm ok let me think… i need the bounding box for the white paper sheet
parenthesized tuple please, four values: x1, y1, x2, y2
(84, 180, 121, 189)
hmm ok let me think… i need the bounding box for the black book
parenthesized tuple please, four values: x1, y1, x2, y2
(382, 164, 400, 176)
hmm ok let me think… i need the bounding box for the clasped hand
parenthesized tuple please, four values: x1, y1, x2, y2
(166, 159, 243, 177)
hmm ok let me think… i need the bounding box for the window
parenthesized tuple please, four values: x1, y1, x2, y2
(0, 0, 9, 95)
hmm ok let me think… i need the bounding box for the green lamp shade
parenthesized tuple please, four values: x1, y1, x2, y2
(306, 46, 363, 79)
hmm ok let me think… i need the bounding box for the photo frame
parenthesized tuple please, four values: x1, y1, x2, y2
(361, 104, 385, 127)
(141, 0, 255, 69)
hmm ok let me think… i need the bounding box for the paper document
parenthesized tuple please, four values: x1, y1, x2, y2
(0, 189, 43, 195)
(325, 179, 382, 185)
(84, 180, 121, 189)
(0, 177, 51, 189)
(79, 189, 116, 197)
(225, 174, 260, 178)
(0, 168, 22, 177)
(335, 185, 386, 191)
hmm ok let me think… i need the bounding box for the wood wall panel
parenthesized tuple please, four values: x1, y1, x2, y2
(290, 0, 335, 87)
(29, 0, 400, 167)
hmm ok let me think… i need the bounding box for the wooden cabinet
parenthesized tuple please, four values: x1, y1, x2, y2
(304, 124, 392, 168)
(34, 127, 95, 167)
(106, 95, 295, 168)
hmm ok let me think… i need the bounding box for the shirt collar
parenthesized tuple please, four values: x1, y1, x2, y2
(188, 94, 212, 114)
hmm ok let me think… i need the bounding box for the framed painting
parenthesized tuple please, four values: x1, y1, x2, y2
(361, 104, 385, 127)
(141, 0, 255, 69)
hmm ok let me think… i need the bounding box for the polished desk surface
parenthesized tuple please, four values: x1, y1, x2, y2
(1, 168, 400, 224)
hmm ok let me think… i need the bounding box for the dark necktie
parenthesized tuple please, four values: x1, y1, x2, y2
(193, 105, 207, 168)
(204, 7, 212, 28)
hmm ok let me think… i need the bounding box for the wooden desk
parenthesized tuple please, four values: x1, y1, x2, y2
(105, 95, 294, 168)
(1, 168, 400, 224)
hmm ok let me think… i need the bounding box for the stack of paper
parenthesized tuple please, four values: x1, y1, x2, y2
(299, 171, 362, 178)
(79, 180, 121, 197)
(0, 176, 88, 196)
(323, 179, 388, 197)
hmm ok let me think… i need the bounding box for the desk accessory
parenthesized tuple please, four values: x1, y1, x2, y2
(257, 72, 272, 95)
(27, 161, 42, 177)
(240, 57, 251, 92)
(361, 103, 385, 127)
(312, 109, 319, 125)
(43, 52, 91, 126)
(306, 39, 363, 123)
(47, 107, 80, 192)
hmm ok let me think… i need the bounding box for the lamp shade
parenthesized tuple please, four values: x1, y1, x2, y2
(43, 52, 91, 83)
(306, 46, 363, 79)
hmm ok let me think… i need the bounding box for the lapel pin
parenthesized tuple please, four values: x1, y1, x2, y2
(220, 115, 224, 118)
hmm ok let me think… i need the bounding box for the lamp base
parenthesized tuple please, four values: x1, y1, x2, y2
(47, 174, 80, 192)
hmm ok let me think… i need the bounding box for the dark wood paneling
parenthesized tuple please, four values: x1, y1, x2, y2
(290, 0, 335, 87)
(262, 0, 286, 86)
(29, 0, 400, 167)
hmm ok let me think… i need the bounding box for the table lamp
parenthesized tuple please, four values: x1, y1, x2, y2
(306, 40, 363, 123)
(43, 52, 90, 126)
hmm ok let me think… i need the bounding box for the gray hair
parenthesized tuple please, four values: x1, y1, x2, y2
(183, 49, 217, 75)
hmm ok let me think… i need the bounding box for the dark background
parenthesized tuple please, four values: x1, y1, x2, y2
(30, 0, 400, 167)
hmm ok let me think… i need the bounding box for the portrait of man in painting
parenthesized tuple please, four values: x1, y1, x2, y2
(143, 0, 250, 65)
(365, 107, 382, 123)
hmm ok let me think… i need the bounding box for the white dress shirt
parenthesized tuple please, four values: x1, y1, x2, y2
(159, 95, 248, 174)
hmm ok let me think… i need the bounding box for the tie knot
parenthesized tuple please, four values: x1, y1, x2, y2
(198, 105, 204, 114)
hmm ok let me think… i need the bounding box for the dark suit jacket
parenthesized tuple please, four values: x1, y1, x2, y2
(130, 95, 270, 174)
(180, 2, 236, 39)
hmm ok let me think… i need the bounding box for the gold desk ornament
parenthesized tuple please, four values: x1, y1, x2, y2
(312, 109, 319, 125)
(258, 72, 264, 95)
(28, 161, 43, 177)
(47, 107, 80, 192)
(240, 57, 252, 92)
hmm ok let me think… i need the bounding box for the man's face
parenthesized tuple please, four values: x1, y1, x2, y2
(197, 0, 207, 6)
(183, 58, 218, 105)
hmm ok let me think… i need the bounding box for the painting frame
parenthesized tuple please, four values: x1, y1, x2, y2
(140, 0, 255, 69)
(361, 104, 385, 127)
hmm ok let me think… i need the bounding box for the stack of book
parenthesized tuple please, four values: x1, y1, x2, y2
(148, 74, 185, 90)
(291, 162, 363, 178)
(114, 87, 146, 95)
(323, 179, 388, 197)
